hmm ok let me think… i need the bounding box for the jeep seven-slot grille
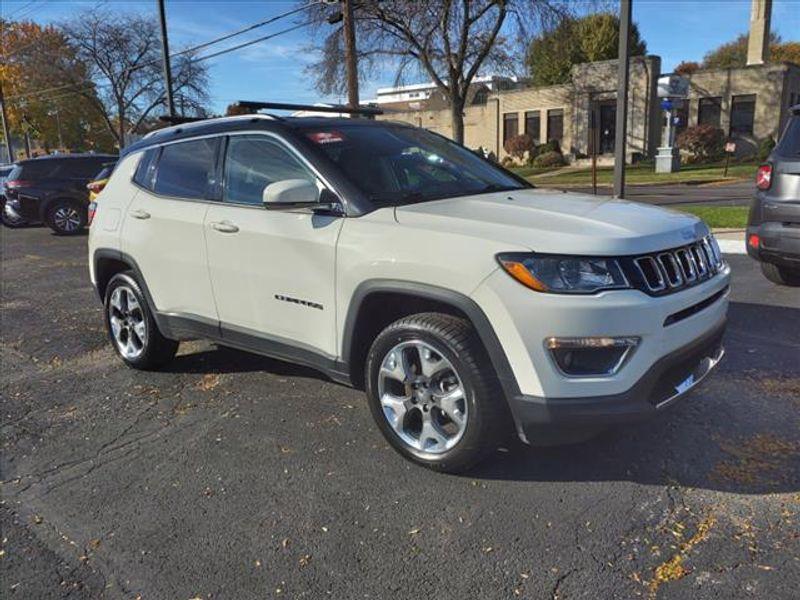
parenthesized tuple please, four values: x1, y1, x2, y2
(623, 236, 725, 296)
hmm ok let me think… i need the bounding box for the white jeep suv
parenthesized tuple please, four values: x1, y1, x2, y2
(89, 114, 729, 472)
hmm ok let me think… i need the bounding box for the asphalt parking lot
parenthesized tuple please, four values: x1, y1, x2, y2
(1, 225, 798, 600)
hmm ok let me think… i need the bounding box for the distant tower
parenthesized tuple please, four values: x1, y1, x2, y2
(747, 0, 772, 66)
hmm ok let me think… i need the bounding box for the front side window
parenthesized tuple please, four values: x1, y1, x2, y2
(547, 109, 564, 143)
(223, 136, 317, 205)
(730, 94, 756, 136)
(299, 124, 527, 207)
(153, 137, 220, 199)
(698, 97, 722, 128)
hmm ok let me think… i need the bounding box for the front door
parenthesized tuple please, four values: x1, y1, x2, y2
(204, 134, 343, 357)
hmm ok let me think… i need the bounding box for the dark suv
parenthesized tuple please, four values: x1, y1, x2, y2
(3, 153, 117, 234)
(747, 105, 800, 286)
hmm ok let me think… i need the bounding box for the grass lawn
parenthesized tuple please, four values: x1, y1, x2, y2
(671, 205, 749, 229)
(513, 161, 758, 187)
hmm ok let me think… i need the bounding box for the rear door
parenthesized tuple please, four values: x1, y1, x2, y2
(120, 137, 221, 325)
(204, 133, 343, 356)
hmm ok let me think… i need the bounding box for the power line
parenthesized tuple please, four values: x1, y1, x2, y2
(3, 0, 322, 101)
(6, 19, 315, 106)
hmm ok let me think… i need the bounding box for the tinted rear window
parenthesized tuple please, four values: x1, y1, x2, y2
(15, 160, 62, 178)
(153, 138, 220, 199)
(776, 115, 800, 157)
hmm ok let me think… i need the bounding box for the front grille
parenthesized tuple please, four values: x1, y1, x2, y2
(624, 236, 725, 296)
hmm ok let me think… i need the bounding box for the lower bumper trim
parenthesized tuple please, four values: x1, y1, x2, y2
(509, 319, 726, 435)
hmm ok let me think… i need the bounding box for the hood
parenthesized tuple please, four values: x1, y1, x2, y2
(394, 188, 709, 255)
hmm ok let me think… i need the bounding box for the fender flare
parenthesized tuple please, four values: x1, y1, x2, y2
(341, 279, 522, 401)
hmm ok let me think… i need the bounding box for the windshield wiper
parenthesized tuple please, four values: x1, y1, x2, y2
(478, 183, 522, 194)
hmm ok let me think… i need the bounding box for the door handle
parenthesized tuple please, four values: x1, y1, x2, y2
(129, 209, 151, 220)
(210, 220, 239, 233)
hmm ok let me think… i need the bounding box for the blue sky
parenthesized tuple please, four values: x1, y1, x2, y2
(3, 0, 799, 114)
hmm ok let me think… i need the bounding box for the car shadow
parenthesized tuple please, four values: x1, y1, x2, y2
(158, 300, 799, 496)
(162, 344, 331, 382)
(472, 300, 800, 496)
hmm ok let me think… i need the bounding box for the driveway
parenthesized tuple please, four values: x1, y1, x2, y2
(1, 226, 798, 599)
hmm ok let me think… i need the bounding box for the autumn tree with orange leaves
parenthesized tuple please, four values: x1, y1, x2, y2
(1, 19, 115, 156)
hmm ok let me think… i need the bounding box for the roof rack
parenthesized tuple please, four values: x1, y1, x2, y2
(158, 115, 208, 125)
(235, 100, 383, 117)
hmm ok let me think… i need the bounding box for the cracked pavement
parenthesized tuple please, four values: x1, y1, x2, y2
(1, 226, 799, 599)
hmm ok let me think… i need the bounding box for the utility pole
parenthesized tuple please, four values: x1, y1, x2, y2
(157, 0, 176, 118)
(613, 0, 632, 198)
(342, 0, 359, 111)
(0, 80, 14, 163)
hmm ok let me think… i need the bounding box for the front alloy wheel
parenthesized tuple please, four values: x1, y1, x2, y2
(378, 340, 468, 454)
(366, 313, 508, 473)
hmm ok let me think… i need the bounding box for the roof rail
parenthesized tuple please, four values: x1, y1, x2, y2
(235, 100, 383, 117)
(158, 115, 208, 125)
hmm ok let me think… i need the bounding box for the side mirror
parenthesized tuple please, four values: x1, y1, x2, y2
(262, 179, 319, 210)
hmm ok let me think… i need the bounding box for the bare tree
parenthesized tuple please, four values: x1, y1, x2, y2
(306, 0, 568, 144)
(60, 9, 209, 148)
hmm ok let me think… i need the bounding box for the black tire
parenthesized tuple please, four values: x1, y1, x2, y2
(104, 271, 178, 370)
(46, 199, 86, 235)
(365, 312, 510, 473)
(761, 262, 800, 287)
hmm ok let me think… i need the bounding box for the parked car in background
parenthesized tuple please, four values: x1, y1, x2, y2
(89, 113, 729, 473)
(747, 104, 800, 286)
(3, 153, 117, 234)
(87, 161, 117, 202)
(0, 164, 27, 227)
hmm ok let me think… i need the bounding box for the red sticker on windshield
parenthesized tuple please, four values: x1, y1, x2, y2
(307, 131, 345, 144)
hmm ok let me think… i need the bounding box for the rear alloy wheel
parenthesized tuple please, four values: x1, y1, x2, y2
(105, 272, 178, 369)
(366, 313, 509, 473)
(761, 262, 800, 287)
(47, 200, 86, 235)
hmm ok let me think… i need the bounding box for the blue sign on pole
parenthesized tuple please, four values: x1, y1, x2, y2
(660, 98, 673, 111)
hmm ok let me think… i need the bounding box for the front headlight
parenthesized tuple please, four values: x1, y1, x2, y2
(497, 253, 630, 294)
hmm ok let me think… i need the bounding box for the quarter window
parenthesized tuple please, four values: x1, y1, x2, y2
(133, 148, 159, 190)
(153, 137, 220, 199)
(223, 135, 316, 206)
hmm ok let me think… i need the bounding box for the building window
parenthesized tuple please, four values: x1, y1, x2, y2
(698, 97, 722, 128)
(547, 109, 564, 144)
(503, 113, 519, 144)
(674, 99, 689, 135)
(524, 111, 541, 142)
(730, 94, 756, 136)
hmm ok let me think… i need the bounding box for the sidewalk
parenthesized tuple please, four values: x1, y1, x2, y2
(713, 228, 746, 255)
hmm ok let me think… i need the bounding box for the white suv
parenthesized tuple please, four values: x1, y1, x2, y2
(89, 114, 730, 472)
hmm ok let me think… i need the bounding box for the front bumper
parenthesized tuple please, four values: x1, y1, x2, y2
(472, 260, 730, 439)
(509, 319, 725, 434)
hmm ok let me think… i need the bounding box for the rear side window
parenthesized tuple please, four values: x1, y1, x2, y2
(776, 115, 800, 157)
(15, 160, 60, 178)
(153, 138, 220, 199)
(133, 149, 158, 189)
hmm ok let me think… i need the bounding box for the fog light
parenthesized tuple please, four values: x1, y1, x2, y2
(545, 336, 639, 377)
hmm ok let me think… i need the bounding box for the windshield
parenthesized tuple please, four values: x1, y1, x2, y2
(299, 124, 528, 206)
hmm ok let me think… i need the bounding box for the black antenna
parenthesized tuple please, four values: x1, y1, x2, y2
(235, 101, 382, 117)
